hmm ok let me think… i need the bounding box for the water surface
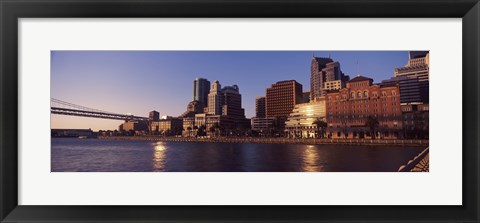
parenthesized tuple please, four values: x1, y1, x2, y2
(51, 138, 425, 172)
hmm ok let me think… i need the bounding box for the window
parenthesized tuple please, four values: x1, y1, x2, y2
(381, 91, 387, 97)
(357, 91, 362, 98)
(363, 91, 368, 98)
(350, 92, 355, 99)
(392, 91, 397, 96)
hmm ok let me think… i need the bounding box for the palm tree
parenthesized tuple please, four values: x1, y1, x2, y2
(365, 116, 379, 139)
(313, 118, 327, 139)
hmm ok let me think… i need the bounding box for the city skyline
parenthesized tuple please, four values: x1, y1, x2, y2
(51, 51, 409, 131)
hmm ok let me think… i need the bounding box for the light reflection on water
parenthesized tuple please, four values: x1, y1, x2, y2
(302, 145, 322, 172)
(51, 138, 426, 172)
(152, 142, 167, 171)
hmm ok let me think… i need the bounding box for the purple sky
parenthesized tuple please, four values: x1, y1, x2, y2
(51, 51, 409, 131)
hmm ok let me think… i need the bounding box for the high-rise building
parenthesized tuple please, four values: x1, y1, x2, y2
(311, 57, 333, 101)
(325, 75, 403, 139)
(193, 78, 210, 108)
(149, 110, 159, 121)
(393, 51, 429, 103)
(381, 75, 422, 104)
(255, 96, 266, 118)
(310, 56, 349, 101)
(265, 80, 303, 128)
(208, 80, 222, 115)
(302, 91, 310, 103)
(220, 85, 245, 119)
(208, 81, 246, 119)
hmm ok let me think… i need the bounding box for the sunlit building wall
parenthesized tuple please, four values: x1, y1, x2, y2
(265, 80, 303, 128)
(325, 75, 403, 139)
(284, 100, 326, 138)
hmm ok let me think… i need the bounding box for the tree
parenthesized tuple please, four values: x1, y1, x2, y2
(209, 126, 216, 136)
(313, 118, 328, 139)
(198, 125, 206, 137)
(270, 119, 279, 137)
(365, 116, 379, 139)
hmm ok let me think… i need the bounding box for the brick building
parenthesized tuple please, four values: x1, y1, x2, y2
(325, 75, 403, 139)
(265, 80, 303, 129)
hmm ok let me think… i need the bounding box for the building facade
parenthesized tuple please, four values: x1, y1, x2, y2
(255, 96, 266, 118)
(310, 57, 349, 101)
(150, 117, 183, 136)
(381, 75, 422, 104)
(310, 57, 333, 101)
(325, 75, 403, 139)
(266, 80, 303, 118)
(401, 103, 429, 139)
(284, 100, 326, 138)
(193, 77, 210, 108)
(208, 80, 222, 115)
(393, 51, 429, 104)
(251, 117, 276, 132)
(149, 110, 159, 122)
(324, 80, 344, 91)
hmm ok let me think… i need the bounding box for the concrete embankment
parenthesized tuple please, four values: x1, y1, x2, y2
(98, 136, 428, 147)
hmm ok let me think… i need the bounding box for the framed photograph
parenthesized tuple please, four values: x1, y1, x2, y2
(1, 0, 479, 222)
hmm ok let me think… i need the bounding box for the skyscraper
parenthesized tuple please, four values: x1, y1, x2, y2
(265, 80, 303, 122)
(390, 51, 429, 104)
(208, 81, 246, 119)
(208, 80, 222, 115)
(220, 85, 245, 119)
(310, 57, 333, 101)
(255, 96, 266, 118)
(193, 78, 210, 108)
(310, 56, 349, 101)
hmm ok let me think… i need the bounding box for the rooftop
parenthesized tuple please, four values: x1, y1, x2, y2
(348, 75, 373, 83)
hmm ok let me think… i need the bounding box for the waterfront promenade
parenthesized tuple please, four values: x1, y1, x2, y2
(98, 136, 429, 147)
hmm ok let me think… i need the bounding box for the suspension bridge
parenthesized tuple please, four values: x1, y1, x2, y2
(50, 98, 148, 121)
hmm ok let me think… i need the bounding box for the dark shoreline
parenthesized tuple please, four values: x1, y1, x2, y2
(97, 136, 428, 147)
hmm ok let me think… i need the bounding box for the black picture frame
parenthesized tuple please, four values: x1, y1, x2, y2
(1, 0, 479, 222)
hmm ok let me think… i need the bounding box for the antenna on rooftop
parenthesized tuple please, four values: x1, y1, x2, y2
(356, 59, 359, 75)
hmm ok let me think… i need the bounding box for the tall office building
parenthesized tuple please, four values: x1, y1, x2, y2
(310, 56, 349, 101)
(381, 75, 422, 104)
(193, 78, 210, 108)
(220, 85, 245, 119)
(265, 80, 303, 123)
(208, 80, 246, 119)
(255, 96, 266, 118)
(392, 51, 429, 103)
(208, 80, 222, 115)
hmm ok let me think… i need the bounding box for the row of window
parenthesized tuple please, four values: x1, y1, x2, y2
(328, 90, 397, 101)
